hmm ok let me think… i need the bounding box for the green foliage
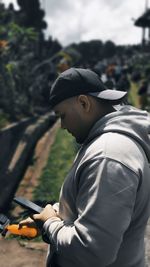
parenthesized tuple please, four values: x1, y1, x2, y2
(0, 3, 62, 120)
(33, 128, 77, 203)
(73, 39, 117, 66)
(7, 22, 38, 42)
(17, 0, 47, 31)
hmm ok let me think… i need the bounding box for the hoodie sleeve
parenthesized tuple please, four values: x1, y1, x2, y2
(43, 157, 140, 266)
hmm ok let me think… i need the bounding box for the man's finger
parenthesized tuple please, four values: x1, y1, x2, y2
(19, 217, 34, 228)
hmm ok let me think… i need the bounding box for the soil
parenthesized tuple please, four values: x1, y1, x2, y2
(0, 239, 48, 267)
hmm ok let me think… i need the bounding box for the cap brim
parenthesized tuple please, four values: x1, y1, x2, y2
(89, 89, 127, 101)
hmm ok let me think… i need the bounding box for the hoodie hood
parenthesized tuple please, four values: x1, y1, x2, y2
(85, 105, 150, 162)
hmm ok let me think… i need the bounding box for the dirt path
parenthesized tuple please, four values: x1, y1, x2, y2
(0, 239, 47, 267)
(11, 120, 60, 218)
(13, 120, 60, 204)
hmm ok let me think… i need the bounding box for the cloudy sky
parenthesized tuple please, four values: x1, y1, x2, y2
(3, 0, 148, 46)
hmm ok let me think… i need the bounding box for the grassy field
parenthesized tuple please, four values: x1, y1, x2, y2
(33, 127, 77, 203)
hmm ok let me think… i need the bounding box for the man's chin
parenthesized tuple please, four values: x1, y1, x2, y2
(70, 132, 86, 144)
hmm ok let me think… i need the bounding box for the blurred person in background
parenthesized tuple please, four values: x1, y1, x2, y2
(138, 79, 148, 110)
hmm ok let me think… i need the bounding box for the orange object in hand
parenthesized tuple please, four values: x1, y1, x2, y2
(6, 224, 38, 238)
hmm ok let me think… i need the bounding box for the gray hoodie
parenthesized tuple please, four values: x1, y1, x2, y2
(43, 105, 150, 267)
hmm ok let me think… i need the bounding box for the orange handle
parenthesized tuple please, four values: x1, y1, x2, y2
(6, 224, 38, 238)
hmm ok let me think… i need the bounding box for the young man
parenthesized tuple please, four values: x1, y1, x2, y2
(20, 68, 150, 267)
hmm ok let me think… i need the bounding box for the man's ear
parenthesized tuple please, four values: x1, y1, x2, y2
(77, 95, 91, 113)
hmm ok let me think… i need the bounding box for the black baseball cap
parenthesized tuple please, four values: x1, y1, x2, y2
(49, 68, 127, 107)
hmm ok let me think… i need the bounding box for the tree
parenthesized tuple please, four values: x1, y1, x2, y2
(77, 40, 103, 66)
(102, 41, 116, 58)
(0, 3, 61, 119)
(16, 0, 47, 31)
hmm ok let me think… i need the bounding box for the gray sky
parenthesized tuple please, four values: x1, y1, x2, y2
(3, 0, 148, 46)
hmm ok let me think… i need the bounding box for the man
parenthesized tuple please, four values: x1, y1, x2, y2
(20, 68, 150, 267)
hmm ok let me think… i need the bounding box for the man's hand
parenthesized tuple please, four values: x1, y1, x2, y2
(32, 204, 58, 224)
(19, 217, 41, 236)
(19, 204, 60, 236)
